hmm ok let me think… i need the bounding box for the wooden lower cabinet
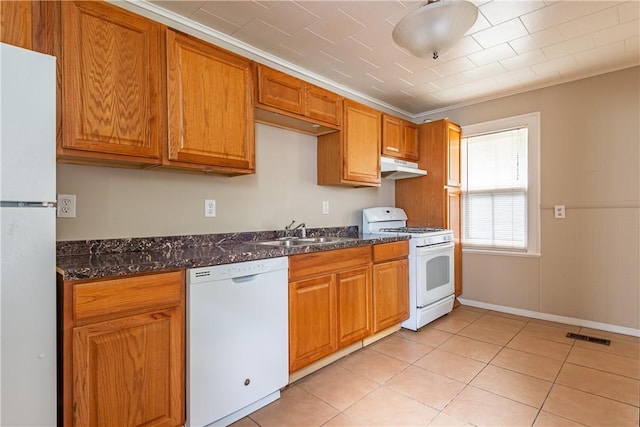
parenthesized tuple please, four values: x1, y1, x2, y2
(288, 275, 337, 373)
(336, 267, 372, 348)
(372, 241, 409, 332)
(60, 270, 185, 427)
(288, 246, 372, 372)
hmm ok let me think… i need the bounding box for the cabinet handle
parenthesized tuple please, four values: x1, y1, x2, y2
(385, 146, 400, 152)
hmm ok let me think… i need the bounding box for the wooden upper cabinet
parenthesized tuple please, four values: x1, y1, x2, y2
(255, 65, 342, 134)
(257, 66, 305, 115)
(305, 84, 342, 126)
(166, 29, 255, 175)
(258, 66, 305, 114)
(317, 99, 381, 187)
(382, 114, 402, 157)
(382, 114, 419, 162)
(0, 1, 33, 49)
(446, 121, 461, 187)
(402, 121, 419, 161)
(59, 1, 163, 165)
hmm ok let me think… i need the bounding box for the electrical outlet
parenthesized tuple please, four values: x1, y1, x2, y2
(554, 205, 566, 219)
(322, 201, 329, 215)
(204, 199, 216, 218)
(57, 194, 76, 218)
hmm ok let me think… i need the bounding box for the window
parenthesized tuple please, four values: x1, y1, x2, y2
(461, 113, 540, 255)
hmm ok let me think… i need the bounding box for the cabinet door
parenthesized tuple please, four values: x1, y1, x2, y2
(1, 0, 33, 49)
(343, 100, 381, 185)
(402, 121, 419, 161)
(60, 1, 162, 162)
(167, 29, 255, 173)
(289, 275, 337, 372)
(336, 267, 371, 348)
(306, 84, 342, 126)
(382, 114, 402, 158)
(447, 187, 463, 297)
(372, 259, 409, 332)
(257, 65, 305, 115)
(446, 121, 461, 187)
(73, 307, 184, 427)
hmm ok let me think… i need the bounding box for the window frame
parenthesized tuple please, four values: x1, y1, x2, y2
(461, 112, 541, 257)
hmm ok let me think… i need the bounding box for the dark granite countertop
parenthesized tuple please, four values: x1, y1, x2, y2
(56, 227, 408, 281)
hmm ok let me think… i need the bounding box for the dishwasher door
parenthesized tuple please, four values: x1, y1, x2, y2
(187, 257, 289, 427)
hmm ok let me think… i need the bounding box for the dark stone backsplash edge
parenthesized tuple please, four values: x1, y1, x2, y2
(56, 226, 359, 256)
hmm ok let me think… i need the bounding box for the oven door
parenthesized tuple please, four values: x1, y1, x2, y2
(415, 242, 455, 307)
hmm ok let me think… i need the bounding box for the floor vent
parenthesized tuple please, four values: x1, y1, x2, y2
(566, 332, 611, 346)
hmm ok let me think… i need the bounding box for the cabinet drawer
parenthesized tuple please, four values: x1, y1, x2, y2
(73, 271, 183, 324)
(373, 241, 409, 263)
(289, 246, 371, 281)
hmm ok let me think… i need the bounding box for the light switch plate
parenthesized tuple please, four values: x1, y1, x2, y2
(322, 201, 329, 215)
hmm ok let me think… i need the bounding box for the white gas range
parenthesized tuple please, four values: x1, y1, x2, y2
(363, 207, 455, 330)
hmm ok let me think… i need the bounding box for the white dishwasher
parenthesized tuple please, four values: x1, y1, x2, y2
(187, 257, 289, 427)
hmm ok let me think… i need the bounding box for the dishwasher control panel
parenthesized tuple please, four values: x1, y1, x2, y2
(188, 256, 288, 284)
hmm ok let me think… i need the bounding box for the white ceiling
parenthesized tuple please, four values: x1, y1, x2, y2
(140, 0, 640, 118)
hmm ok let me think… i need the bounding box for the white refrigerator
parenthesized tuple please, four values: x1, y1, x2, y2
(0, 43, 57, 426)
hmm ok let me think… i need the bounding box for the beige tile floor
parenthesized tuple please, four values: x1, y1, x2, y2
(233, 306, 640, 426)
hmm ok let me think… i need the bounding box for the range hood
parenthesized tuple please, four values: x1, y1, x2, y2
(380, 157, 427, 180)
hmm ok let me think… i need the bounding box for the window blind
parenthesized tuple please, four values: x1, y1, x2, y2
(462, 127, 528, 250)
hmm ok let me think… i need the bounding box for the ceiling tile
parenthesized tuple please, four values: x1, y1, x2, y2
(306, 9, 367, 43)
(542, 34, 594, 59)
(558, 7, 619, 40)
(573, 40, 630, 69)
(500, 49, 548, 71)
(340, 1, 407, 27)
(472, 18, 530, 49)
(479, 0, 545, 25)
(149, 1, 206, 18)
(436, 36, 484, 62)
(232, 18, 289, 50)
(463, 62, 507, 80)
(531, 55, 578, 78)
(592, 19, 640, 46)
(277, 29, 333, 55)
(431, 56, 478, 76)
(258, 2, 319, 35)
(431, 73, 473, 90)
(199, 1, 270, 27)
(509, 27, 563, 54)
(618, 1, 640, 23)
(190, 9, 240, 36)
(293, 1, 348, 18)
(467, 43, 517, 66)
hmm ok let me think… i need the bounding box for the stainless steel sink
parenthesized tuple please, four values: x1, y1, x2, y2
(254, 236, 357, 247)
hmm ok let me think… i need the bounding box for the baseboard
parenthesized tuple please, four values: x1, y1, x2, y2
(458, 298, 640, 338)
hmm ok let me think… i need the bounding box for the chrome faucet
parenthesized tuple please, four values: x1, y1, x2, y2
(284, 220, 306, 238)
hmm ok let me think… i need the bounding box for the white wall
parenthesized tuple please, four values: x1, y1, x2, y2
(56, 124, 395, 240)
(424, 66, 640, 331)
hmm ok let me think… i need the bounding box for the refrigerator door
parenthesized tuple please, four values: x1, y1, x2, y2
(1, 206, 56, 426)
(0, 43, 56, 203)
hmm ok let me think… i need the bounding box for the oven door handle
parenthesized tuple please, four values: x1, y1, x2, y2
(415, 241, 455, 253)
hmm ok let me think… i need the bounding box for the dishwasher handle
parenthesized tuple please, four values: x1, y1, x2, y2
(232, 274, 258, 283)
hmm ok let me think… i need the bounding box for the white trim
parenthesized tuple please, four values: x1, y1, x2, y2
(461, 112, 541, 256)
(462, 248, 541, 258)
(458, 298, 640, 338)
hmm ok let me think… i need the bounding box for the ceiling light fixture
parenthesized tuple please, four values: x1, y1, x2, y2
(392, 0, 478, 60)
